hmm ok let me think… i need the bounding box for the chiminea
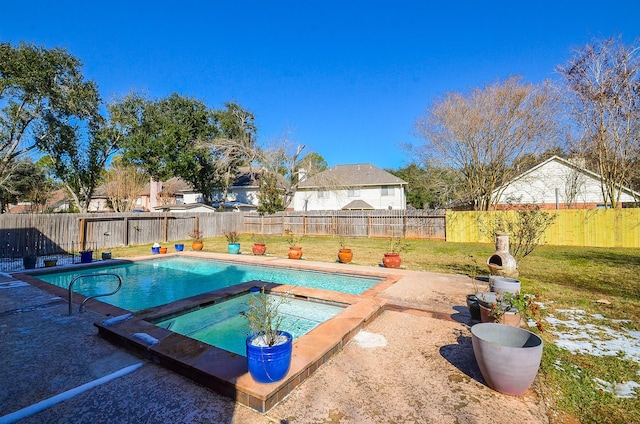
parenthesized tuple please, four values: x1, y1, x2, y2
(486, 232, 519, 278)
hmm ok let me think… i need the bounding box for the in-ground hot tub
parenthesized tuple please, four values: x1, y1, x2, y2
(95, 280, 387, 412)
(152, 290, 345, 356)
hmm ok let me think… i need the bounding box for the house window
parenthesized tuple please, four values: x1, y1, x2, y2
(318, 189, 329, 199)
(347, 188, 360, 197)
(381, 186, 394, 196)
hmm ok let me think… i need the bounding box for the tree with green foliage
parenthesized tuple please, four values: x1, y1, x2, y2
(256, 169, 285, 214)
(42, 115, 121, 212)
(388, 163, 460, 209)
(0, 42, 100, 213)
(0, 158, 53, 212)
(116, 92, 219, 203)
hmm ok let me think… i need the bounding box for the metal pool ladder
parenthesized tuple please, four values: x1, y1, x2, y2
(68, 273, 123, 315)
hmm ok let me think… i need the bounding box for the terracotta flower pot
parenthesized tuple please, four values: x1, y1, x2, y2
(191, 241, 204, 251)
(338, 248, 353, 263)
(382, 252, 401, 268)
(288, 246, 303, 259)
(252, 243, 266, 255)
(159, 247, 168, 254)
(479, 304, 522, 326)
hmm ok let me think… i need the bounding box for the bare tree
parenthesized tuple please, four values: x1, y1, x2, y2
(558, 36, 640, 208)
(103, 158, 147, 212)
(414, 76, 561, 210)
(563, 165, 585, 209)
(207, 102, 259, 206)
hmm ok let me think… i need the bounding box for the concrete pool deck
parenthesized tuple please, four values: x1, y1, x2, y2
(0, 253, 549, 423)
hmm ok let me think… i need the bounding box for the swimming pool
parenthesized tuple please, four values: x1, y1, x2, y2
(153, 293, 345, 356)
(35, 256, 382, 311)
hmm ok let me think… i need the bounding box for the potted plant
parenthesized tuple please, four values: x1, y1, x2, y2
(382, 235, 409, 268)
(189, 230, 204, 251)
(44, 258, 57, 267)
(471, 322, 543, 396)
(223, 230, 241, 254)
(251, 234, 267, 256)
(337, 237, 353, 264)
(80, 250, 93, 263)
(243, 286, 293, 383)
(478, 290, 541, 328)
(465, 255, 484, 321)
(285, 229, 303, 260)
(22, 254, 37, 269)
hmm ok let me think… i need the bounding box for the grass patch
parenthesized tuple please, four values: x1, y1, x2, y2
(105, 235, 640, 424)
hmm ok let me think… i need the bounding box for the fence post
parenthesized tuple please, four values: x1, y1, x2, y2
(123, 216, 129, 246)
(403, 213, 407, 238)
(79, 217, 86, 251)
(163, 215, 168, 242)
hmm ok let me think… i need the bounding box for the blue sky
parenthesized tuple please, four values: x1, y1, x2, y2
(2, 1, 638, 169)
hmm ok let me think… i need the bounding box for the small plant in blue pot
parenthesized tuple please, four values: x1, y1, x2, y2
(243, 287, 293, 383)
(223, 230, 241, 254)
(80, 250, 93, 263)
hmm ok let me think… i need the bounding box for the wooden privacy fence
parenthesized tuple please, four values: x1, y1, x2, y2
(4, 208, 637, 258)
(242, 210, 447, 239)
(446, 208, 640, 248)
(0, 212, 244, 257)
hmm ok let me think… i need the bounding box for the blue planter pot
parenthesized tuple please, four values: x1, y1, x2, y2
(246, 331, 293, 383)
(80, 251, 93, 263)
(227, 243, 241, 254)
(151, 246, 160, 254)
(174, 243, 184, 252)
(23, 255, 37, 269)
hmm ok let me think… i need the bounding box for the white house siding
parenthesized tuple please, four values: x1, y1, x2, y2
(293, 186, 406, 211)
(225, 188, 259, 206)
(496, 159, 636, 208)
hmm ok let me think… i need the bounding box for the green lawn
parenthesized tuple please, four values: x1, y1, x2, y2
(105, 235, 640, 424)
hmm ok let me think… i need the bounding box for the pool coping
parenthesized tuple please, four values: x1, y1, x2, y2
(13, 252, 400, 412)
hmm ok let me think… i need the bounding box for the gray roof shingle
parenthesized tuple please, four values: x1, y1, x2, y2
(298, 164, 406, 189)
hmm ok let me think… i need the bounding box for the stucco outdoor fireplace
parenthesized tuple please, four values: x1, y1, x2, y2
(486, 232, 519, 278)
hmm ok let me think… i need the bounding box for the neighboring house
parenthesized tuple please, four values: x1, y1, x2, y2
(211, 167, 290, 211)
(87, 184, 112, 212)
(153, 203, 217, 213)
(492, 155, 639, 210)
(8, 189, 72, 213)
(292, 163, 407, 211)
(140, 177, 198, 211)
(137, 167, 289, 212)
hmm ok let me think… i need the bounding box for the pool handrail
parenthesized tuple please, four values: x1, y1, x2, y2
(68, 273, 123, 315)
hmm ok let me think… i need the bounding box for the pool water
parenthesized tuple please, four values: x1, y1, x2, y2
(153, 293, 345, 356)
(35, 256, 381, 311)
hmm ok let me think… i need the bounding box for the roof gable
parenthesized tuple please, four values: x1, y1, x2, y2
(494, 155, 640, 203)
